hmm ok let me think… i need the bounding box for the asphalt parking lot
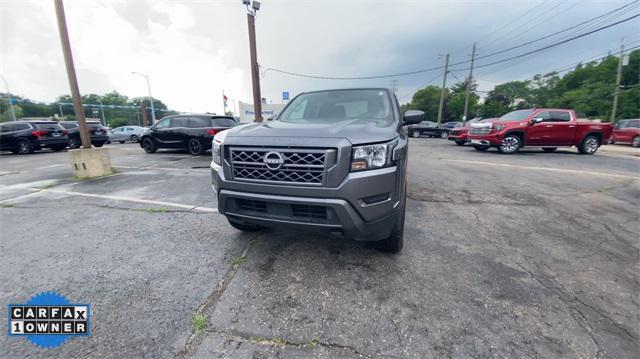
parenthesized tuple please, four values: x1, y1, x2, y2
(1, 140, 638, 358)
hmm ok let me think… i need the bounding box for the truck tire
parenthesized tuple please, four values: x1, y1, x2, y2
(142, 138, 157, 153)
(374, 185, 405, 253)
(497, 134, 520, 154)
(632, 136, 640, 148)
(542, 147, 557, 152)
(411, 131, 420, 138)
(227, 217, 263, 232)
(455, 140, 466, 146)
(473, 145, 489, 151)
(578, 135, 600, 155)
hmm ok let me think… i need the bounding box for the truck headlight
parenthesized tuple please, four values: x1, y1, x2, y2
(351, 142, 392, 171)
(212, 140, 222, 165)
(493, 123, 506, 131)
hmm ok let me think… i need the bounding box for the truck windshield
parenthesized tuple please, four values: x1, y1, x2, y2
(278, 89, 393, 123)
(497, 109, 534, 122)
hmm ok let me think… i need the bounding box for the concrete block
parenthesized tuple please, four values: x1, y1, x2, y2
(69, 147, 113, 178)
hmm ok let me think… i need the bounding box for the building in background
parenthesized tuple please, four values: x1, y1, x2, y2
(238, 101, 285, 123)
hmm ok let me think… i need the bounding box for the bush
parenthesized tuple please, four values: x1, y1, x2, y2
(108, 117, 129, 128)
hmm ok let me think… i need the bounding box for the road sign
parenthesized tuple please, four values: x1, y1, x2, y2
(282, 91, 289, 101)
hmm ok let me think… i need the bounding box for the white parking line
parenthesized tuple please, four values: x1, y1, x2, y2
(441, 158, 640, 180)
(0, 187, 218, 213)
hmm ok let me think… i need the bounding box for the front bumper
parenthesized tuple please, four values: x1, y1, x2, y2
(468, 133, 502, 146)
(211, 162, 400, 241)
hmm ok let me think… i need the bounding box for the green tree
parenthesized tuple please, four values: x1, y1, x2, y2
(108, 117, 129, 128)
(0, 105, 23, 122)
(404, 86, 444, 121)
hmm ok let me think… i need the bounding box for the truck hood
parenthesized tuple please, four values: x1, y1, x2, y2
(224, 118, 398, 145)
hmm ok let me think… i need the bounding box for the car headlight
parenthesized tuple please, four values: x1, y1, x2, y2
(212, 140, 222, 165)
(493, 123, 506, 131)
(351, 142, 393, 171)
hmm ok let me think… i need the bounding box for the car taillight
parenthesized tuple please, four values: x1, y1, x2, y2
(207, 129, 217, 135)
(32, 130, 46, 137)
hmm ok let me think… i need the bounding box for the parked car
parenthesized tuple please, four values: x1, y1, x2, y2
(140, 114, 237, 155)
(59, 121, 109, 148)
(210, 88, 424, 253)
(0, 120, 69, 154)
(442, 121, 463, 129)
(108, 126, 146, 144)
(610, 119, 640, 147)
(408, 121, 450, 138)
(467, 109, 613, 154)
(448, 118, 495, 145)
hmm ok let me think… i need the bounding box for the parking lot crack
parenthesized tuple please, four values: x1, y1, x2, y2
(176, 236, 258, 359)
(201, 328, 374, 358)
(515, 263, 638, 349)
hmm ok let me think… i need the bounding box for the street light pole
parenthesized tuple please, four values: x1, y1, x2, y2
(132, 72, 157, 125)
(244, 0, 262, 122)
(0, 74, 17, 121)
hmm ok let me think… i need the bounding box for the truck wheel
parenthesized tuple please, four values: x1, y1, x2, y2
(632, 136, 640, 148)
(227, 218, 263, 232)
(440, 132, 449, 139)
(578, 135, 600, 155)
(374, 187, 405, 253)
(542, 147, 557, 152)
(142, 138, 157, 153)
(411, 131, 420, 138)
(455, 140, 466, 146)
(473, 145, 489, 151)
(497, 134, 520, 154)
(188, 139, 205, 156)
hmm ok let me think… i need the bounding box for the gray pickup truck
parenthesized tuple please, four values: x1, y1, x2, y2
(210, 88, 424, 253)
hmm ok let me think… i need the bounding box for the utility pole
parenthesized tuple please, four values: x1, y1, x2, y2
(610, 42, 624, 122)
(463, 43, 476, 126)
(54, 0, 91, 148)
(140, 101, 148, 127)
(0, 74, 17, 121)
(436, 53, 449, 126)
(245, 0, 262, 122)
(131, 72, 156, 124)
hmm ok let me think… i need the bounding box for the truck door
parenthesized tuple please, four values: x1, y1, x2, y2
(526, 110, 575, 146)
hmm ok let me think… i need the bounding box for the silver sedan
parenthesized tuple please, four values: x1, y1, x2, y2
(108, 126, 146, 143)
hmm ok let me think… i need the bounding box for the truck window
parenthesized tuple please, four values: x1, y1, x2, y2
(535, 111, 551, 122)
(549, 111, 571, 122)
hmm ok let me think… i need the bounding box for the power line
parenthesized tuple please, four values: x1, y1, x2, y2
(450, 13, 640, 72)
(474, 0, 639, 62)
(263, 11, 638, 81)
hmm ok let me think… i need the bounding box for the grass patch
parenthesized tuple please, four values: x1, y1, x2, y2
(306, 338, 319, 348)
(38, 183, 57, 189)
(232, 255, 246, 266)
(0, 203, 15, 208)
(146, 207, 169, 213)
(191, 312, 207, 331)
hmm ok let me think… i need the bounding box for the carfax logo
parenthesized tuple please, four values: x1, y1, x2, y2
(7, 291, 90, 348)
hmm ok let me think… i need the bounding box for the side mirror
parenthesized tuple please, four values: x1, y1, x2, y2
(530, 117, 543, 125)
(403, 110, 425, 125)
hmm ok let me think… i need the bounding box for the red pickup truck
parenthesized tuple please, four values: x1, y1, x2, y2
(467, 109, 613, 154)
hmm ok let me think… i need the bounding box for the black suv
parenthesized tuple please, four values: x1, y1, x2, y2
(0, 121, 69, 154)
(210, 88, 424, 253)
(59, 121, 109, 148)
(140, 115, 237, 155)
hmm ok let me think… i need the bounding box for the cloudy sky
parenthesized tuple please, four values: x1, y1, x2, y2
(1, 0, 638, 114)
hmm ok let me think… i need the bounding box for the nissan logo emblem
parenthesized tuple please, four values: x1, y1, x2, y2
(263, 151, 284, 170)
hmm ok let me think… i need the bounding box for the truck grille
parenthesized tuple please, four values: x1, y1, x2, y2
(469, 126, 491, 135)
(229, 148, 328, 185)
